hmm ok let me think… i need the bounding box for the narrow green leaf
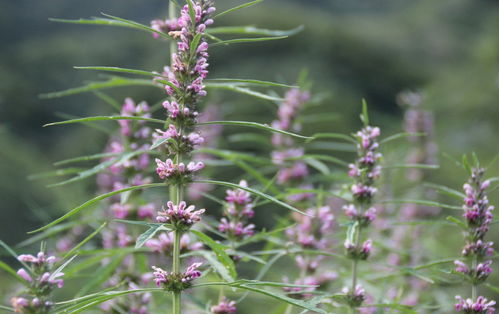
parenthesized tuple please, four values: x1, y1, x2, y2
(446, 216, 467, 229)
(28, 183, 167, 233)
(48, 150, 149, 188)
(360, 99, 369, 126)
(208, 25, 303, 37)
(198, 121, 310, 139)
(54, 152, 120, 167)
(382, 164, 439, 169)
(380, 132, 426, 144)
(207, 78, 296, 88)
(63, 222, 107, 259)
(92, 91, 121, 110)
(113, 219, 172, 228)
(186, 0, 196, 25)
(101, 13, 172, 39)
(136, 225, 172, 249)
(299, 154, 348, 167)
(44, 116, 164, 127)
(0, 305, 15, 312)
(0, 261, 24, 283)
(205, 83, 283, 101)
(74, 66, 166, 79)
(424, 183, 465, 199)
(308, 132, 356, 143)
(213, 0, 263, 19)
(40, 77, 155, 99)
(212, 36, 288, 46)
(76, 255, 125, 297)
(381, 199, 462, 210)
(49, 17, 171, 40)
(28, 168, 86, 180)
(304, 158, 330, 175)
(195, 180, 309, 216)
(49, 255, 78, 281)
(190, 33, 202, 58)
(360, 303, 416, 313)
(0, 240, 30, 272)
(191, 230, 236, 280)
(412, 258, 456, 270)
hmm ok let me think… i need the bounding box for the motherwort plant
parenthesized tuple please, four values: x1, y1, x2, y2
(10, 251, 64, 314)
(2, 1, 334, 313)
(454, 165, 496, 314)
(342, 107, 382, 309)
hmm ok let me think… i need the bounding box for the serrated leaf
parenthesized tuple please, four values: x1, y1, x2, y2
(29, 183, 167, 233)
(191, 230, 236, 281)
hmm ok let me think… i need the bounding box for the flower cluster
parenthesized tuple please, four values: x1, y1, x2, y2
(211, 298, 237, 314)
(160, 1, 214, 106)
(343, 125, 381, 256)
(152, 262, 202, 291)
(341, 123, 382, 308)
(97, 98, 154, 221)
(271, 88, 312, 199)
(156, 201, 205, 231)
(146, 232, 202, 254)
(153, 124, 204, 155)
(342, 285, 366, 308)
(218, 180, 255, 241)
(455, 167, 495, 312)
(155, 158, 204, 183)
(285, 206, 337, 297)
(455, 296, 496, 314)
(11, 252, 63, 313)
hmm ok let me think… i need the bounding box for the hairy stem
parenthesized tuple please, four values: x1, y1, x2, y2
(472, 255, 477, 300)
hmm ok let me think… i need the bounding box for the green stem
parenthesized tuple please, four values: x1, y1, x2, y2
(172, 229, 182, 314)
(472, 255, 477, 300)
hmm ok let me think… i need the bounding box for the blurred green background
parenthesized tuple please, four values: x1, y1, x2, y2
(1, 0, 499, 306)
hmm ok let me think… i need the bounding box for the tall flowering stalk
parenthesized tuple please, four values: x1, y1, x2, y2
(385, 91, 439, 305)
(454, 166, 495, 314)
(10, 251, 64, 313)
(149, 1, 215, 313)
(208, 180, 257, 312)
(271, 87, 337, 298)
(342, 109, 382, 309)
